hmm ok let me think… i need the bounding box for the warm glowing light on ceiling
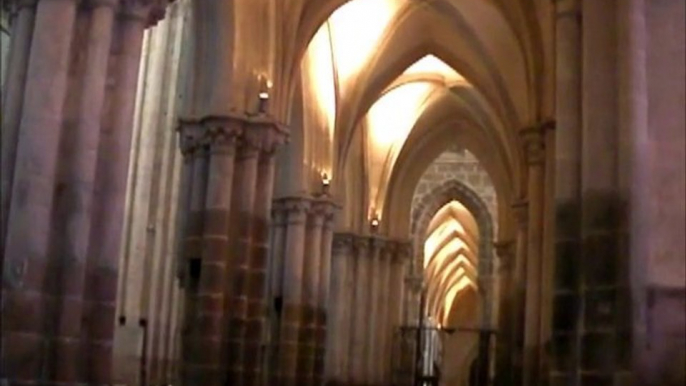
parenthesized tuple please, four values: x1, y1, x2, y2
(402, 55, 466, 84)
(423, 200, 480, 325)
(443, 277, 476, 324)
(303, 25, 337, 131)
(367, 82, 435, 148)
(327, 0, 401, 82)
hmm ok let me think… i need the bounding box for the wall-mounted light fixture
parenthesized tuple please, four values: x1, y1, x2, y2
(370, 213, 380, 233)
(257, 77, 272, 114)
(321, 172, 331, 195)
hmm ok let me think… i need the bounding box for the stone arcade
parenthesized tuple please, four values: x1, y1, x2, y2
(0, 0, 684, 385)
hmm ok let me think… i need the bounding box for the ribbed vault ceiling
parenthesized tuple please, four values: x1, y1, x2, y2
(296, 0, 543, 228)
(423, 200, 479, 326)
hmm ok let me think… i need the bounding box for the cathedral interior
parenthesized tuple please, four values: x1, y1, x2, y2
(0, 0, 684, 385)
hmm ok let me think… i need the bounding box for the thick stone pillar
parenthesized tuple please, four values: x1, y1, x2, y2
(299, 201, 325, 384)
(1, 1, 170, 384)
(241, 132, 280, 385)
(578, 1, 629, 384)
(179, 122, 210, 384)
(177, 117, 287, 386)
(551, 1, 583, 385)
(494, 239, 516, 385)
(224, 128, 260, 385)
(350, 237, 370, 384)
(85, 6, 157, 382)
(190, 125, 239, 386)
(520, 124, 547, 386)
(276, 197, 310, 385)
(510, 200, 529, 385)
(326, 233, 354, 385)
(314, 200, 337, 385)
(0, 0, 35, 247)
(376, 241, 393, 384)
(2, 3, 78, 378)
(366, 238, 383, 382)
(268, 196, 336, 386)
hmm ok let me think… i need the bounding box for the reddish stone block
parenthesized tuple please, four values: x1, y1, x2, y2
(85, 342, 113, 383)
(203, 208, 231, 235)
(202, 236, 230, 262)
(84, 267, 118, 302)
(1, 333, 43, 379)
(54, 295, 84, 338)
(198, 261, 226, 293)
(86, 301, 116, 341)
(197, 292, 224, 313)
(2, 289, 43, 333)
(52, 337, 83, 383)
(195, 313, 223, 337)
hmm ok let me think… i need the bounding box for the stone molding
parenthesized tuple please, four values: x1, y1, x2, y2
(178, 114, 289, 158)
(332, 232, 412, 262)
(273, 196, 339, 229)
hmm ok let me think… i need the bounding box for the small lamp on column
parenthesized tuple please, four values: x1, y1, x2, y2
(321, 172, 331, 195)
(257, 78, 272, 114)
(370, 213, 380, 234)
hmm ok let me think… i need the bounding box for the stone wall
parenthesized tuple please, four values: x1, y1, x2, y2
(411, 149, 498, 233)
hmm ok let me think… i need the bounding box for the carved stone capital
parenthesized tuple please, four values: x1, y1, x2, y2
(370, 237, 386, 252)
(279, 197, 310, 225)
(311, 199, 338, 229)
(332, 233, 353, 255)
(201, 118, 241, 155)
(177, 118, 204, 157)
(241, 117, 289, 156)
(352, 235, 370, 254)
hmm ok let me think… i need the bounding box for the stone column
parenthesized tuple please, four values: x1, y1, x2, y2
(377, 241, 393, 384)
(510, 200, 529, 385)
(326, 233, 354, 384)
(350, 237, 370, 384)
(579, 1, 627, 384)
(494, 239, 516, 385)
(84, 6, 156, 382)
(551, 1, 583, 384)
(2, 1, 78, 376)
(277, 197, 310, 385)
(367, 238, 383, 383)
(50, 0, 118, 381)
(520, 125, 547, 386)
(266, 200, 288, 383)
(314, 200, 337, 384)
(299, 201, 325, 384)
(388, 242, 409, 346)
(189, 125, 239, 386)
(242, 130, 281, 385)
(180, 123, 210, 384)
(224, 125, 260, 384)
(0, 0, 35, 247)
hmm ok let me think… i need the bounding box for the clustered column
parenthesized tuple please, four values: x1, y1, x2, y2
(494, 239, 516, 385)
(269, 196, 336, 385)
(0, 1, 170, 384)
(520, 123, 549, 386)
(325, 233, 411, 386)
(176, 116, 287, 386)
(510, 200, 529, 385)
